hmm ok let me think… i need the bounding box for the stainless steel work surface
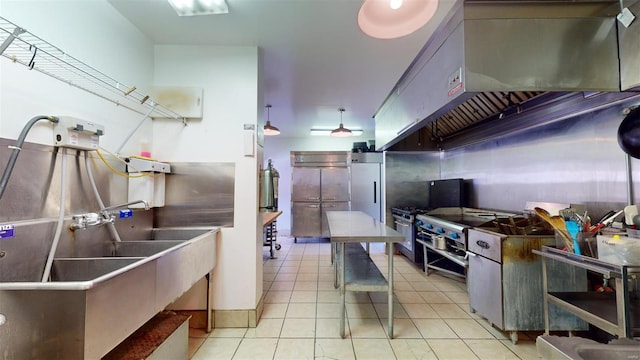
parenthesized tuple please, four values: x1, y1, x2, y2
(326, 211, 404, 243)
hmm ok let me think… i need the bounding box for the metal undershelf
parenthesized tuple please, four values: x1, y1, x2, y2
(336, 243, 389, 292)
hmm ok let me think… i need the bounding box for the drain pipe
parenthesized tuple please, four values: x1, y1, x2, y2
(85, 151, 122, 243)
(41, 150, 66, 282)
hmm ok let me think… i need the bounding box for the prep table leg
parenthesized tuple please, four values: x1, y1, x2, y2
(206, 271, 213, 333)
(541, 256, 549, 335)
(388, 241, 394, 339)
(340, 242, 346, 338)
(333, 242, 338, 289)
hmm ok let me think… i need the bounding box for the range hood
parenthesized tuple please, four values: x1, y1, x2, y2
(375, 0, 640, 151)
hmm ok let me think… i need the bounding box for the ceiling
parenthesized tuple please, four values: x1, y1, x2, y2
(108, 0, 456, 138)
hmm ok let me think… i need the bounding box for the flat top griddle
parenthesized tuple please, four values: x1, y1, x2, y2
(428, 214, 494, 228)
(424, 207, 519, 228)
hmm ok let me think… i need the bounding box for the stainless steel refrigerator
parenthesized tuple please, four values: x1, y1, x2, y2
(291, 151, 351, 240)
(350, 152, 382, 222)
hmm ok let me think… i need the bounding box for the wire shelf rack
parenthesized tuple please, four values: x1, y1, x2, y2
(0, 16, 186, 122)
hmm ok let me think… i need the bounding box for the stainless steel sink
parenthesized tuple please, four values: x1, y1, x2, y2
(109, 240, 186, 257)
(49, 240, 188, 281)
(0, 226, 218, 359)
(577, 344, 640, 360)
(51, 257, 143, 281)
(537, 335, 640, 360)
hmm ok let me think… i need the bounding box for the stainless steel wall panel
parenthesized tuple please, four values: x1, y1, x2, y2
(433, 99, 640, 220)
(0, 219, 57, 282)
(618, 1, 640, 90)
(154, 162, 235, 228)
(0, 143, 126, 221)
(0, 142, 60, 221)
(384, 152, 439, 226)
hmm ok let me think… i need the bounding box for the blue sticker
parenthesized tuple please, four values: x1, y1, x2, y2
(119, 209, 133, 219)
(0, 224, 15, 239)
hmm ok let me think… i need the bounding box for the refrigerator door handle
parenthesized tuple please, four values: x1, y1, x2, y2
(323, 204, 337, 208)
(304, 204, 320, 208)
(373, 181, 377, 204)
(306, 197, 320, 200)
(324, 197, 337, 201)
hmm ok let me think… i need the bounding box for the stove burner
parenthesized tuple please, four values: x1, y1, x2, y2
(391, 206, 429, 216)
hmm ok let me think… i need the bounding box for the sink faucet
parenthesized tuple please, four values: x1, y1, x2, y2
(70, 200, 150, 230)
(101, 200, 150, 212)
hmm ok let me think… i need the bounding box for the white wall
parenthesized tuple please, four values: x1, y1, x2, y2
(0, 1, 265, 313)
(0, 0, 154, 155)
(263, 133, 374, 233)
(153, 45, 263, 310)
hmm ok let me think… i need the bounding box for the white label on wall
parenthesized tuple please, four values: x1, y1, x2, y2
(90, 135, 99, 149)
(69, 131, 79, 145)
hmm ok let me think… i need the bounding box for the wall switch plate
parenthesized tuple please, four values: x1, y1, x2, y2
(618, 7, 635, 28)
(244, 130, 254, 157)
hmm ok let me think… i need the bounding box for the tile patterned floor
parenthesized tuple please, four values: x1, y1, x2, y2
(189, 236, 542, 359)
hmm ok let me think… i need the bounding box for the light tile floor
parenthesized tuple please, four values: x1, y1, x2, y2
(189, 236, 542, 359)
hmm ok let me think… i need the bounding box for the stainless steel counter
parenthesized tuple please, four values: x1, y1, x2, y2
(534, 246, 640, 339)
(326, 211, 403, 339)
(326, 211, 404, 242)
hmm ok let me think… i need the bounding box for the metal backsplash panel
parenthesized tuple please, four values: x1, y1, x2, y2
(439, 100, 636, 220)
(384, 152, 439, 226)
(154, 162, 235, 227)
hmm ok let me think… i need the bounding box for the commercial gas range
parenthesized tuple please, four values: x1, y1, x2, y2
(415, 207, 516, 278)
(390, 207, 429, 265)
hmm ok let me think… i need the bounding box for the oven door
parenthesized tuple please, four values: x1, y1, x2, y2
(393, 217, 413, 252)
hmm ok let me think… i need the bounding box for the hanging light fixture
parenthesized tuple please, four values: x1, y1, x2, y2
(331, 108, 352, 137)
(264, 104, 280, 136)
(358, 0, 439, 39)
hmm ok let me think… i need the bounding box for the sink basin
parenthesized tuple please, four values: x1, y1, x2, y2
(537, 335, 640, 360)
(51, 257, 143, 281)
(49, 240, 188, 281)
(0, 226, 218, 359)
(577, 344, 640, 360)
(109, 240, 186, 257)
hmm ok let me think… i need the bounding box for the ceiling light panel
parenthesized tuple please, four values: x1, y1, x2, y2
(168, 0, 229, 16)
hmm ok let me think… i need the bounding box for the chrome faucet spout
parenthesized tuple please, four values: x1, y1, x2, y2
(101, 200, 150, 211)
(69, 200, 149, 231)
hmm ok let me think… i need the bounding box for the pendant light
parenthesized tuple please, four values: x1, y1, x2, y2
(358, 0, 439, 39)
(331, 108, 352, 137)
(264, 104, 280, 136)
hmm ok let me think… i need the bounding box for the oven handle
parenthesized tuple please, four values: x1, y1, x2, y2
(465, 251, 476, 259)
(394, 221, 410, 228)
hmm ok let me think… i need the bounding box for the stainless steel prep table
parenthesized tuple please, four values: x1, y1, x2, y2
(325, 211, 404, 338)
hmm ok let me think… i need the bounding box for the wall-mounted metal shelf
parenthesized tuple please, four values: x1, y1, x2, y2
(0, 16, 186, 122)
